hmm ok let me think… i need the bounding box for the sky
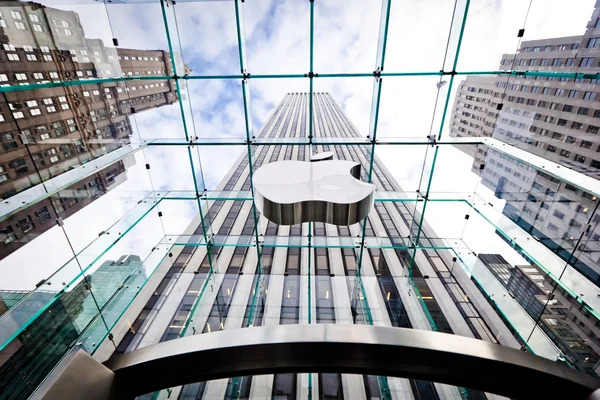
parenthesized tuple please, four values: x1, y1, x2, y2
(0, 0, 596, 290)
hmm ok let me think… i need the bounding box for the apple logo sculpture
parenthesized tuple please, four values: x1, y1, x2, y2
(252, 152, 375, 226)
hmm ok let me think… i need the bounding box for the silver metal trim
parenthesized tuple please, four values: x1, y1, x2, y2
(105, 324, 600, 399)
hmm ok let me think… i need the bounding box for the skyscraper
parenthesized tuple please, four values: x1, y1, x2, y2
(449, 2, 600, 286)
(0, 254, 143, 399)
(0, 2, 179, 259)
(100, 93, 529, 400)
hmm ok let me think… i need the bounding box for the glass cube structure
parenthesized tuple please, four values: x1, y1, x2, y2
(0, 0, 600, 399)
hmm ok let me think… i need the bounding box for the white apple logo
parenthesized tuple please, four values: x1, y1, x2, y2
(253, 152, 375, 225)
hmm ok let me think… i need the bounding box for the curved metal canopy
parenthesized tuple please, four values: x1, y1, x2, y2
(104, 324, 600, 399)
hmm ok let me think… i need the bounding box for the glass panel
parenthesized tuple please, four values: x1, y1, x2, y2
(3, 1, 600, 398)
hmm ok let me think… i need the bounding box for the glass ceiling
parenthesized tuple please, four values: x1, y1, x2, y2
(1, 0, 600, 394)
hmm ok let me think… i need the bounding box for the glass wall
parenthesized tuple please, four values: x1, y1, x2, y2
(0, 0, 599, 399)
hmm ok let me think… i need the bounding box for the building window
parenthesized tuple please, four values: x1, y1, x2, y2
(563, 105, 573, 113)
(578, 107, 589, 116)
(560, 149, 571, 157)
(49, 72, 59, 79)
(547, 145, 556, 152)
(32, 24, 42, 32)
(584, 92, 597, 100)
(575, 154, 586, 163)
(2, 226, 16, 244)
(30, 109, 41, 116)
(14, 21, 25, 30)
(588, 125, 599, 134)
(35, 207, 51, 223)
(18, 216, 34, 233)
(557, 119, 567, 126)
(556, 88, 565, 96)
(12, 112, 24, 119)
(46, 106, 56, 113)
(572, 122, 583, 130)
(40, 133, 50, 140)
(49, 155, 59, 163)
(26, 54, 37, 61)
(33, 72, 43, 80)
(29, 14, 39, 22)
(10, 10, 22, 20)
(568, 90, 579, 98)
(64, 29, 72, 36)
(570, 219, 583, 229)
(7, 54, 19, 61)
(43, 55, 52, 61)
(553, 210, 565, 219)
(580, 58, 594, 67)
(15, 73, 27, 81)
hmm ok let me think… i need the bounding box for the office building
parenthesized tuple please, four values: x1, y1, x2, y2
(0, 156, 132, 259)
(0, 290, 28, 316)
(0, 254, 143, 399)
(93, 92, 534, 400)
(449, 2, 600, 285)
(0, 1, 179, 260)
(479, 254, 600, 374)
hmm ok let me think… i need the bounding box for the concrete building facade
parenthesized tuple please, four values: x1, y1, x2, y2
(449, 1, 600, 286)
(0, 2, 178, 259)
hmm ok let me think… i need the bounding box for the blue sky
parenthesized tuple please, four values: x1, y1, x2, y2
(0, 0, 596, 289)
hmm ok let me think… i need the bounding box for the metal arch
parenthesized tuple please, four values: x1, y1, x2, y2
(105, 324, 600, 399)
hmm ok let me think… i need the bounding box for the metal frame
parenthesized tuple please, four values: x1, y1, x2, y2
(3, 1, 600, 398)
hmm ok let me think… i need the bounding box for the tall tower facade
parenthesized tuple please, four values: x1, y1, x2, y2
(104, 93, 527, 400)
(449, 2, 600, 286)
